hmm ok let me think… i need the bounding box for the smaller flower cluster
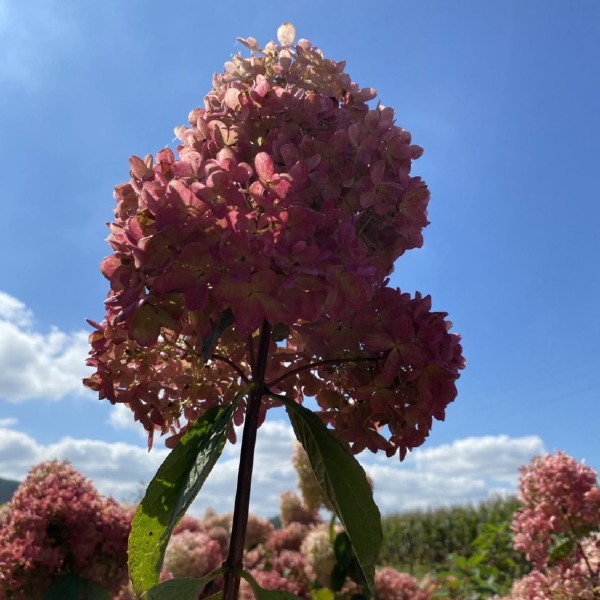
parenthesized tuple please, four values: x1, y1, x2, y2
(375, 567, 434, 600)
(507, 563, 598, 600)
(0, 461, 130, 600)
(498, 451, 600, 600)
(292, 443, 331, 512)
(281, 288, 464, 460)
(512, 451, 600, 568)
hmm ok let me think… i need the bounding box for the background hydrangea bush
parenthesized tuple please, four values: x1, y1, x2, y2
(1, 450, 598, 598)
(0, 461, 130, 600)
(497, 451, 600, 600)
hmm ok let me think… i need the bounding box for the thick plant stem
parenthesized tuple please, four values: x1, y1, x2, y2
(222, 320, 272, 599)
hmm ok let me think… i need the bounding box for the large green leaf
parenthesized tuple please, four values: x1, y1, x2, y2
(129, 397, 245, 596)
(548, 534, 575, 563)
(43, 574, 111, 600)
(282, 398, 382, 594)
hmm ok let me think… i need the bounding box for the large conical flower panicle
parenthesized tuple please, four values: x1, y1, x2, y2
(84, 25, 464, 459)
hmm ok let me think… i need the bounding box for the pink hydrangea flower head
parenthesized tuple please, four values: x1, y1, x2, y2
(507, 563, 597, 600)
(246, 548, 309, 596)
(266, 522, 309, 552)
(300, 524, 337, 586)
(172, 512, 205, 535)
(512, 451, 600, 568)
(243, 514, 275, 550)
(293, 443, 331, 512)
(239, 568, 309, 599)
(0, 460, 130, 600)
(84, 24, 464, 459)
(374, 567, 433, 600)
(199, 510, 273, 550)
(163, 529, 223, 578)
(279, 491, 321, 527)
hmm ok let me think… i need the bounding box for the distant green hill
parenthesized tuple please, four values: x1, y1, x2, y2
(0, 477, 20, 504)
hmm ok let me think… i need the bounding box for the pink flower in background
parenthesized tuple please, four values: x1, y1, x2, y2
(374, 566, 432, 600)
(279, 491, 321, 528)
(266, 522, 309, 552)
(0, 461, 130, 600)
(501, 452, 600, 600)
(163, 530, 223, 579)
(512, 451, 600, 568)
(300, 524, 337, 587)
(506, 564, 596, 600)
(239, 568, 308, 599)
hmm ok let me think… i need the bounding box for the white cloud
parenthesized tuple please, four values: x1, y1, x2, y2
(0, 292, 32, 326)
(0, 292, 92, 403)
(360, 434, 545, 513)
(0, 421, 296, 517)
(109, 403, 148, 438)
(0, 1, 80, 88)
(412, 434, 546, 483)
(0, 416, 545, 519)
(0, 426, 168, 503)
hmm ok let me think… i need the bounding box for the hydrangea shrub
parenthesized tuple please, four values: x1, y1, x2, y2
(0, 461, 130, 599)
(500, 452, 600, 600)
(84, 21, 463, 458)
(83, 22, 464, 599)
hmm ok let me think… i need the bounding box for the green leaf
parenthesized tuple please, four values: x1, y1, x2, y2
(43, 574, 111, 600)
(145, 573, 223, 600)
(129, 397, 244, 596)
(333, 531, 353, 570)
(330, 564, 347, 592)
(548, 535, 575, 563)
(282, 398, 382, 595)
(240, 569, 304, 599)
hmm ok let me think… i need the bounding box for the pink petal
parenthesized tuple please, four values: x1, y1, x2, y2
(254, 152, 275, 181)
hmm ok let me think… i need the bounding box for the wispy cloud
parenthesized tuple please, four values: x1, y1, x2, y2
(0, 291, 91, 403)
(0, 421, 296, 517)
(412, 435, 546, 483)
(363, 434, 546, 512)
(0, 291, 547, 514)
(0, 415, 545, 518)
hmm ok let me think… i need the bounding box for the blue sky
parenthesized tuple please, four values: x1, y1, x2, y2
(0, 0, 598, 517)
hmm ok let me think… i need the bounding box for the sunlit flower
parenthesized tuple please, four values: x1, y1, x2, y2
(512, 451, 600, 568)
(84, 25, 464, 460)
(300, 524, 336, 587)
(163, 530, 222, 578)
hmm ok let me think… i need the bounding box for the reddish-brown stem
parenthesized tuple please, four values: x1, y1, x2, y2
(211, 353, 250, 384)
(267, 355, 382, 387)
(222, 320, 272, 600)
